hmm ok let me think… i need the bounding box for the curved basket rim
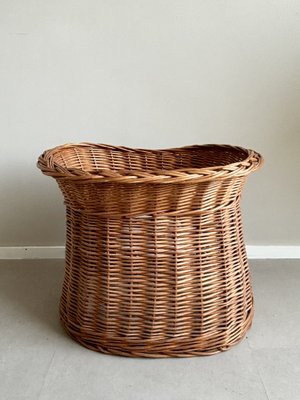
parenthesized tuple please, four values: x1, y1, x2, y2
(37, 143, 263, 183)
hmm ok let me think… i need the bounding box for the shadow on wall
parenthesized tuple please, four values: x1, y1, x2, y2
(0, 165, 66, 246)
(1, 123, 300, 248)
(242, 73, 300, 245)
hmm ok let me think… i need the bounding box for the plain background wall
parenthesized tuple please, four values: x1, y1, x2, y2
(0, 0, 299, 247)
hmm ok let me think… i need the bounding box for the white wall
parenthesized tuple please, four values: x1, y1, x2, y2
(0, 0, 299, 246)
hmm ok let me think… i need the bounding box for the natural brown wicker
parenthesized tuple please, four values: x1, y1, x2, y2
(37, 143, 263, 357)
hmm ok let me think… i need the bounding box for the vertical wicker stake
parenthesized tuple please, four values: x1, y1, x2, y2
(38, 143, 263, 357)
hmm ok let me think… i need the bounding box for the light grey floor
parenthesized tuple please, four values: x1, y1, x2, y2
(0, 259, 299, 400)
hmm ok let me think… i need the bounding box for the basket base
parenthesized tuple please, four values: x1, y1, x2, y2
(59, 306, 253, 358)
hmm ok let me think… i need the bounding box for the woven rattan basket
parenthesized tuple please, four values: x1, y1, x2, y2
(37, 143, 263, 357)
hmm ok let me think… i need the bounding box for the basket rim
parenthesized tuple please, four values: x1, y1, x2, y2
(37, 143, 263, 184)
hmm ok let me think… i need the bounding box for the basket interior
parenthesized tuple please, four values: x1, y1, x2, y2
(53, 145, 248, 173)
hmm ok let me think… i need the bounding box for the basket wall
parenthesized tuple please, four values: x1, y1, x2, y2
(59, 180, 253, 357)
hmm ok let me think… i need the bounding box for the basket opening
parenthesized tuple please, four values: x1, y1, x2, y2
(53, 145, 249, 173)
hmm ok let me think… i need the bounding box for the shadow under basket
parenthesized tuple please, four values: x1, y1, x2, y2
(37, 143, 263, 357)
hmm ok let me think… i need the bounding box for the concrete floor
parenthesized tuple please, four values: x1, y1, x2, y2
(0, 259, 299, 400)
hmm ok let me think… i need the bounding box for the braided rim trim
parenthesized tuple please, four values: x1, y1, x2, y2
(37, 143, 263, 184)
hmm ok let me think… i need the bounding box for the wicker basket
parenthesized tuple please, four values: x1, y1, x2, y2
(37, 143, 263, 357)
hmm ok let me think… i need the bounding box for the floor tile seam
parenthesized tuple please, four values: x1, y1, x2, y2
(37, 350, 56, 400)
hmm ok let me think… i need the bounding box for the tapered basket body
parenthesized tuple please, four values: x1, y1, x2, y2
(37, 143, 263, 357)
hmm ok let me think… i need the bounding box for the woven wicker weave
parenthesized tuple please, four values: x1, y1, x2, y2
(37, 143, 263, 357)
